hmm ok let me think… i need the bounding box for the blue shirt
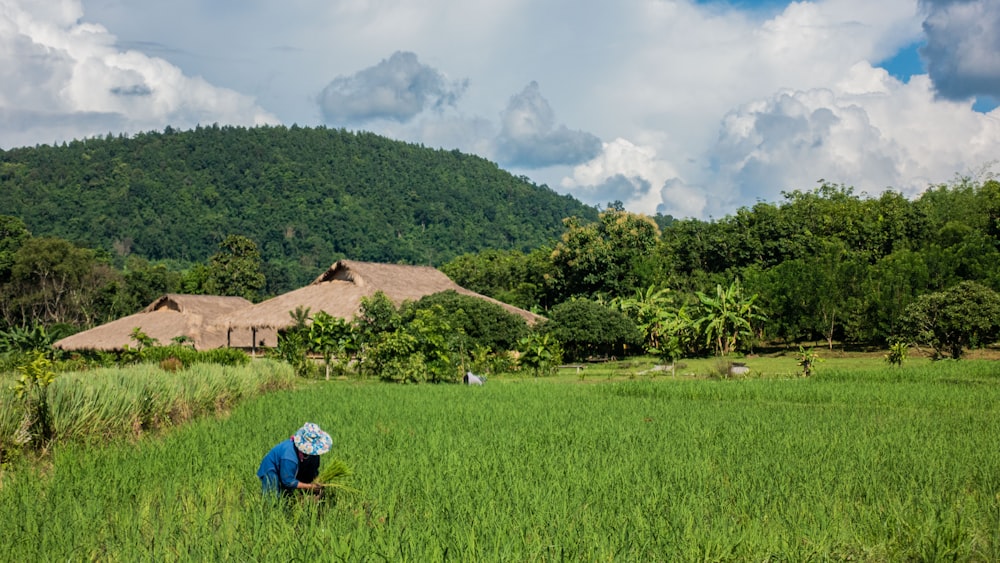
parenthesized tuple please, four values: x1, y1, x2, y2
(257, 438, 302, 492)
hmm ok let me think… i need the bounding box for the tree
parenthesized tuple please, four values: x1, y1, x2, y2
(204, 235, 266, 301)
(612, 285, 697, 361)
(517, 332, 563, 377)
(0, 215, 30, 285)
(550, 209, 662, 300)
(899, 281, 1000, 359)
(308, 311, 356, 380)
(5, 237, 107, 326)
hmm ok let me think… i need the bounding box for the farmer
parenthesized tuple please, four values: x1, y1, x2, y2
(257, 422, 332, 496)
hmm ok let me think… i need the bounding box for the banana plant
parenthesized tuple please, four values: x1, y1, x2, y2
(695, 279, 766, 356)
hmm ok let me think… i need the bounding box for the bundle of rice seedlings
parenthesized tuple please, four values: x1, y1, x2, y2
(315, 458, 358, 494)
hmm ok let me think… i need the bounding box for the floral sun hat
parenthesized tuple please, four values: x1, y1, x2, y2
(292, 422, 332, 456)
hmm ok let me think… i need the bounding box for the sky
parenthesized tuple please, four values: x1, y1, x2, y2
(2, 0, 999, 220)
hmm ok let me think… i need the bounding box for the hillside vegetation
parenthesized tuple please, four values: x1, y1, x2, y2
(0, 125, 597, 289)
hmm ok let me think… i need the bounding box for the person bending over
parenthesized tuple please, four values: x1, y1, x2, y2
(257, 422, 332, 496)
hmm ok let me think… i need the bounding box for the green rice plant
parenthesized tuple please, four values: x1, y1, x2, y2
(4, 363, 1000, 560)
(315, 457, 357, 495)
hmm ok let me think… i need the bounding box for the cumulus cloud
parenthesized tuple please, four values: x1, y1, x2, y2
(702, 62, 1000, 216)
(0, 0, 277, 149)
(316, 51, 467, 125)
(560, 138, 679, 213)
(920, 0, 1000, 100)
(658, 178, 709, 220)
(493, 81, 602, 168)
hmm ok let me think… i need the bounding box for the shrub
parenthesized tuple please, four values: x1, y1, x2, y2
(899, 281, 1000, 359)
(885, 341, 908, 367)
(539, 299, 641, 362)
(400, 291, 530, 352)
(517, 332, 562, 377)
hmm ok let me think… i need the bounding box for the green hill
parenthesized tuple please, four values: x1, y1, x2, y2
(0, 125, 597, 290)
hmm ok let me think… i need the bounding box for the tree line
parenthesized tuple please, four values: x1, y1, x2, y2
(442, 178, 1000, 358)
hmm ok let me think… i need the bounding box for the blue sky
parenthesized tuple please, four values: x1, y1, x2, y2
(2, 0, 999, 219)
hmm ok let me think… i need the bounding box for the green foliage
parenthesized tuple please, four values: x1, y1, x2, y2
(440, 248, 560, 311)
(315, 458, 357, 496)
(517, 332, 563, 377)
(129, 327, 158, 350)
(140, 345, 250, 368)
(549, 208, 661, 300)
(361, 306, 461, 383)
(308, 311, 356, 380)
(11, 351, 57, 444)
(1, 236, 114, 327)
(0, 215, 30, 285)
(273, 328, 315, 379)
(400, 290, 529, 353)
(355, 292, 400, 347)
(13, 351, 57, 399)
(539, 299, 641, 362)
(363, 330, 420, 382)
(795, 346, 822, 377)
(0, 323, 68, 354)
(612, 285, 700, 362)
(0, 384, 31, 466)
(694, 279, 766, 356)
(900, 280, 1000, 359)
(885, 341, 908, 367)
(202, 235, 267, 301)
(6, 368, 1000, 559)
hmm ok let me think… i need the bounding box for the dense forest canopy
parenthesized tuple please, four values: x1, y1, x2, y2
(0, 125, 598, 292)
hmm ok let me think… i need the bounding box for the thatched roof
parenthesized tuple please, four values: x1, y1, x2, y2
(221, 259, 545, 330)
(54, 294, 255, 352)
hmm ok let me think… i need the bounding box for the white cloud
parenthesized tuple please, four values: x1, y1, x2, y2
(0, 0, 276, 149)
(703, 62, 1000, 216)
(560, 138, 679, 213)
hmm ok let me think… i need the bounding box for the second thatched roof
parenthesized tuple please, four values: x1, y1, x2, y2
(221, 259, 544, 331)
(54, 294, 256, 352)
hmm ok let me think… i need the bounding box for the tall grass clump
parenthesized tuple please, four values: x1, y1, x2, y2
(0, 385, 31, 465)
(40, 359, 295, 445)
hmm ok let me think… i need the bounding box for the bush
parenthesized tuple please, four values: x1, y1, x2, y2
(400, 291, 530, 352)
(539, 299, 641, 362)
(899, 281, 1000, 359)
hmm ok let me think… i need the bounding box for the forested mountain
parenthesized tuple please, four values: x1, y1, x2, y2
(0, 125, 597, 290)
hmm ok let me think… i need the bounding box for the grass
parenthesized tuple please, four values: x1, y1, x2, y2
(0, 360, 295, 462)
(2, 358, 1000, 560)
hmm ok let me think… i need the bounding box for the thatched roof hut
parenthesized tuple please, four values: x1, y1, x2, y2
(54, 294, 256, 352)
(220, 260, 544, 340)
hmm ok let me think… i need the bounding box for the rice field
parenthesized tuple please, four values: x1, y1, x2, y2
(3, 360, 1000, 561)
